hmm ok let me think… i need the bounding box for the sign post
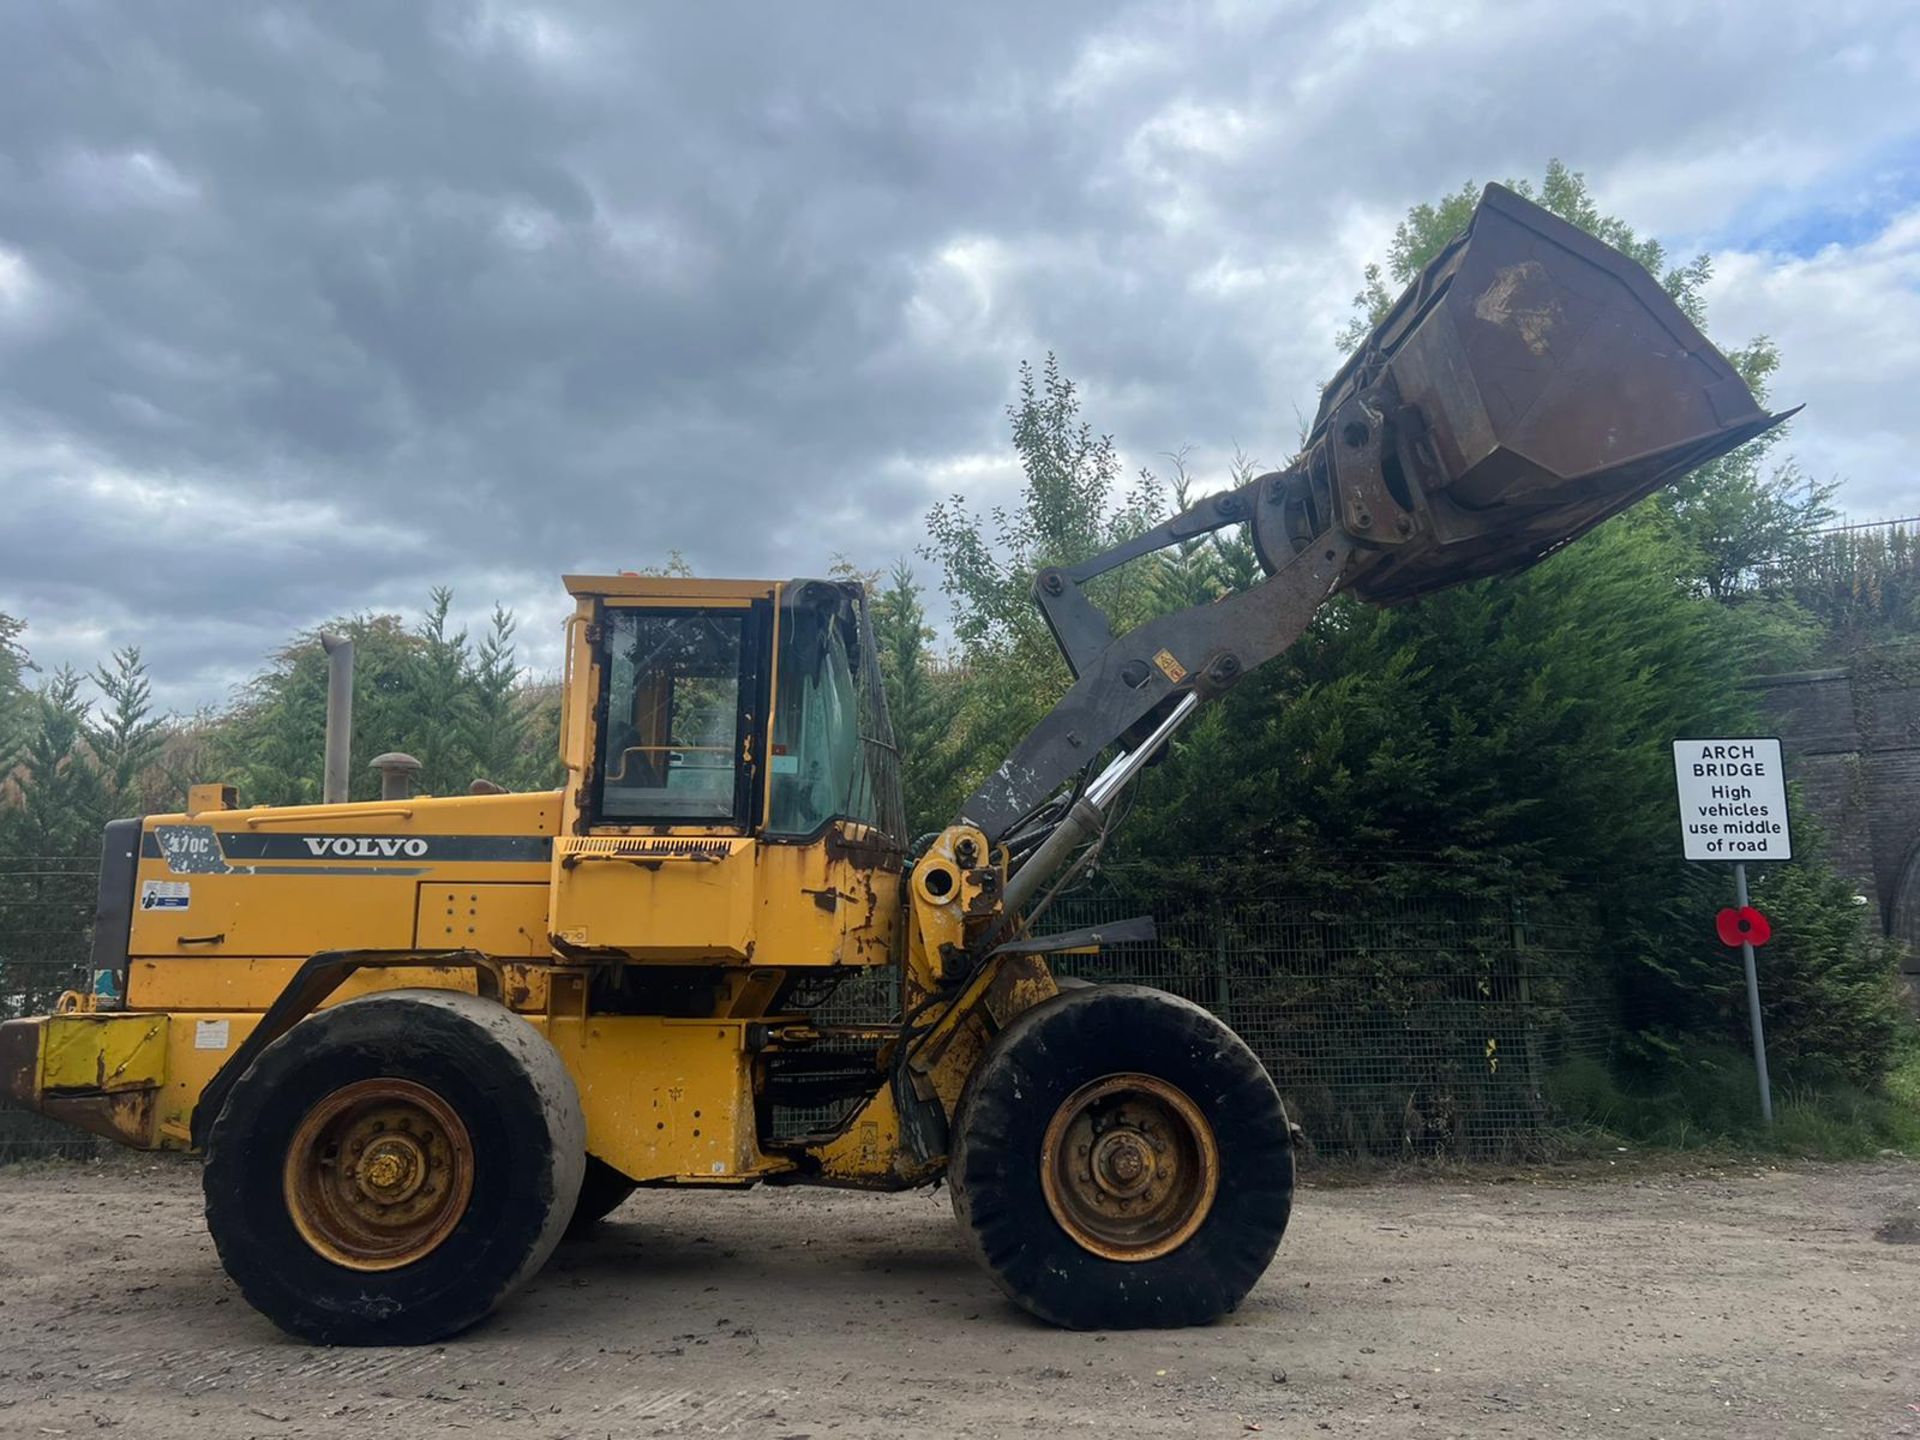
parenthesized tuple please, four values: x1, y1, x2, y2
(1672, 738, 1791, 1127)
(1730, 861, 1772, 1126)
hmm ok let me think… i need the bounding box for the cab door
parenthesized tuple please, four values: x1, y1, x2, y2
(551, 584, 775, 959)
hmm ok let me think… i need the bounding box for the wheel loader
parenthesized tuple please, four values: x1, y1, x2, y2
(0, 185, 1787, 1343)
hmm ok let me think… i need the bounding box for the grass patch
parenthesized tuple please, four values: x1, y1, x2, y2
(1886, 1045, 1920, 1113)
(1547, 1042, 1920, 1159)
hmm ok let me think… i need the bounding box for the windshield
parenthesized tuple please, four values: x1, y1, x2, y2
(766, 585, 904, 843)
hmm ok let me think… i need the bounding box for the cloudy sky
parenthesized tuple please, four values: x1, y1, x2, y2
(2, 1, 1917, 713)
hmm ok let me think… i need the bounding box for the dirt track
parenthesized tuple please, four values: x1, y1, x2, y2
(0, 1156, 1914, 1438)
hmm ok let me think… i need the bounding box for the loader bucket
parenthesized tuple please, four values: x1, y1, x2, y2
(1266, 184, 1792, 605)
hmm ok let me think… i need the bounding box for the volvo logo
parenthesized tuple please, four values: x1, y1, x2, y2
(301, 836, 431, 859)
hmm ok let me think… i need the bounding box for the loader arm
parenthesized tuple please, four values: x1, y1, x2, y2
(959, 475, 1351, 847)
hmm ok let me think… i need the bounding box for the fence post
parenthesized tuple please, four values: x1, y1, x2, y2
(1509, 895, 1530, 1003)
(1511, 895, 1549, 1127)
(1210, 900, 1233, 1026)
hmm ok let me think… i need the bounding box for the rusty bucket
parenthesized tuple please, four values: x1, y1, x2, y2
(1254, 184, 1793, 604)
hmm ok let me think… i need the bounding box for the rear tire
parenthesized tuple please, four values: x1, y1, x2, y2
(565, 1156, 638, 1236)
(203, 989, 584, 1345)
(949, 984, 1293, 1329)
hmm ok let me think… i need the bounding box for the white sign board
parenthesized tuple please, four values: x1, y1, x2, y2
(1671, 738, 1792, 861)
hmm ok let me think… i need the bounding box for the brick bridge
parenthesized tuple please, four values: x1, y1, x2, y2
(1753, 642, 1920, 982)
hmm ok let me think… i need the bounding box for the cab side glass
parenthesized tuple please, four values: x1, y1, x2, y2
(596, 610, 745, 823)
(768, 609, 871, 836)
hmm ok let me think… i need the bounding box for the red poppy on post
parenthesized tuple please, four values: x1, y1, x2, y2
(1715, 907, 1772, 948)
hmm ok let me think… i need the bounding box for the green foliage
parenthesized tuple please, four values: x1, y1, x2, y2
(1124, 516, 1753, 879)
(0, 613, 30, 765)
(1548, 1046, 1920, 1158)
(3, 669, 110, 857)
(920, 354, 1165, 808)
(209, 595, 559, 805)
(869, 562, 964, 836)
(1889, 1044, 1920, 1114)
(86, 648, 165, 812)
(1149, 456, 1265, 612)
(1777, 522, 1920, 644)
(0, 667, 108, 1021)
(1741, 861, 1906, 1082)
(467, 605, 536, 790)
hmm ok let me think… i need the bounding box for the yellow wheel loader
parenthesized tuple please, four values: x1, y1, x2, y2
(1, 186, 1787, 1343)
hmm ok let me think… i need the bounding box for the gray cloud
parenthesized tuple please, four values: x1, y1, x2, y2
(2, 0, 1917, 713)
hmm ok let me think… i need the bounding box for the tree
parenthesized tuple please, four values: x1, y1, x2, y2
(869, 562, 965, 836)
(86, 647, 165, 812)
(211, 613, 423, 805)
(925, 355, 1164, 655)
(406, 590, 481, 798)
(0, 613, 30, 767)
(0, 669, 108, 1018)
(1777, 521, 1920, 646)
(3, 669, 108, 857)
(464, 605, 533, 790)
(206, 593, 565, 806)
(921, 354, 1164, 802)
(1147, 453, 1265, 613)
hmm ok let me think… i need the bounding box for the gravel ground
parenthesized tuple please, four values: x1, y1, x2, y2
(0, 1155, 1914, 1438)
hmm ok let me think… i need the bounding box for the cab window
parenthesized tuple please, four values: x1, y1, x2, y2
(766, 585, 902, 841)
(593, 608, 757, 824)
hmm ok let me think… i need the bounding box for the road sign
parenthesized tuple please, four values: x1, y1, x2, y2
(1671, 737, 1792, 862)
(1672, 736, 1790, 1126)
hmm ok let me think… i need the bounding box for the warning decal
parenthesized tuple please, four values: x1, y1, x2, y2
(140, 879, 191, 911)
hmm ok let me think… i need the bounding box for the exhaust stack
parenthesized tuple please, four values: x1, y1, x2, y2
(320, 634, 354, 805)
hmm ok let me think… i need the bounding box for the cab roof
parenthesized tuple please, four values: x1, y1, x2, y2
(563, 574, 780, 601)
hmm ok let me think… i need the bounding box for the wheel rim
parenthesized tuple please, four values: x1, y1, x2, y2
(282, 1077, 475, 1272)
(1039, 1072, 1219, 1262)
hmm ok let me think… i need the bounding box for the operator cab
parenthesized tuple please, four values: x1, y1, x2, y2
(566, 575, 904, 848)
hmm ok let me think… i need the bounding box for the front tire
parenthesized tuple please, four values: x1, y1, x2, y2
(203, 989, 585, 1345)
(949, 984, 1293, 1329)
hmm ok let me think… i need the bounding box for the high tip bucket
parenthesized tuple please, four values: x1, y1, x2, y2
(1266, 184, 1793, 605)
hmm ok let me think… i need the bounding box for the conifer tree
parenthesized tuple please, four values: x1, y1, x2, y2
(86, 647, 165, 811)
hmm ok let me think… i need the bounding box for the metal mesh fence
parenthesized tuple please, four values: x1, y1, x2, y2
(780, 881, 1613, 1158)
(0, 855, 1614, 1162)
(0, 856, 101, 1159)
(1040, 889, 1612, 1158)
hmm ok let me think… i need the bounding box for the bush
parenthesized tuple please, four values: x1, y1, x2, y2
(1548, 1042, 1920, 1157)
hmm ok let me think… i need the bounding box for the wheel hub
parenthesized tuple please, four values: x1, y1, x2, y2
(356, 1135, 427, 1203)
(1039, 1073, 1219, 1262)
(1091, 1131, 1154, 1197)
(283, 1078, 475, 1272)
